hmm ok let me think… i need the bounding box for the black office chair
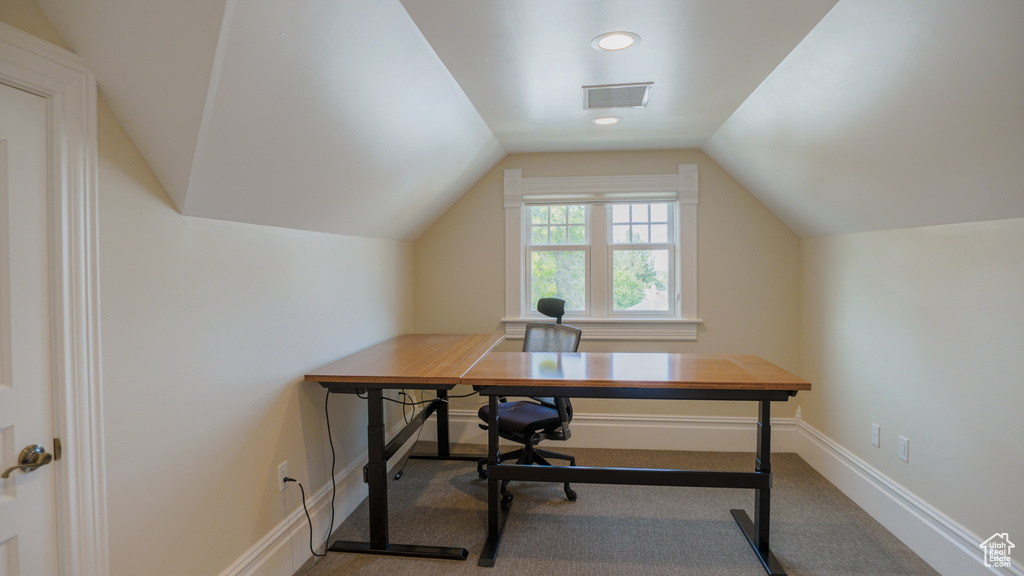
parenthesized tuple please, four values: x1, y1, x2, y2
(477, 298, 581, 501)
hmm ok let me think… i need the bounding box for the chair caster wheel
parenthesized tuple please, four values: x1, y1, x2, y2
(564, 484, 577, 501)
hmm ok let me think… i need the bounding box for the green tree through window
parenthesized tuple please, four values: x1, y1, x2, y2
(528, 202, 671, 314)
(613, 250, 655, 309)
(531, 250, 586, 310)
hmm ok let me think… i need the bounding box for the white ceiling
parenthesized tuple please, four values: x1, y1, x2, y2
(34, 0, 1024, 240)
(400, 0, 835, 153)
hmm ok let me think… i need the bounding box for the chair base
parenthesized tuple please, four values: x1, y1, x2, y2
(478, 446, 577, 501)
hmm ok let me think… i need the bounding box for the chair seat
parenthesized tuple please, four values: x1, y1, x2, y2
(474, 308, 580, 502)
(478, 400, 560, 440)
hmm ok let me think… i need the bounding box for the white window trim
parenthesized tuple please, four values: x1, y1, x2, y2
(503, 164, 701, 341)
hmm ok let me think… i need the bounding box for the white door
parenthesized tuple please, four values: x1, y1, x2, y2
(0, 82, 60, 576)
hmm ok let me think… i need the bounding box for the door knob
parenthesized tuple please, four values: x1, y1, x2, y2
(1, 444, 54, 479)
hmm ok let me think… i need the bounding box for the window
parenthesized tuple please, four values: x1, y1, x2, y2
(610, 203, 672, 313)
(528, 205, 588, 311)
(503, 165, 700, 340)
(526, 203, 674, 315)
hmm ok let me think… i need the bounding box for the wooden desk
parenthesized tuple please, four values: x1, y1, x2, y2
(463, 352, 811, 575)
(304, 333, 503, 560)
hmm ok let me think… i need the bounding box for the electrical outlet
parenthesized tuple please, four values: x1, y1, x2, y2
(278, 461, 289, 492)
(898, 436, 909, 463)
(871, 423, 880, 448)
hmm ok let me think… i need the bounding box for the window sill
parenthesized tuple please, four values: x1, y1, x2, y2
(501, 317, 702, 341)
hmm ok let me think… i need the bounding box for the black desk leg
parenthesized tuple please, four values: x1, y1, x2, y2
(328, 389, 469, 561)
(479, 395, 511, 567)
(366, 389, 389, 549)
(731, 400, 786, 575)
(409, 389, 481, 464)
(435, 390, 451, 458)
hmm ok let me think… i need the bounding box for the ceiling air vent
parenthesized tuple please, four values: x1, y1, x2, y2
(582, 82, 653, 109)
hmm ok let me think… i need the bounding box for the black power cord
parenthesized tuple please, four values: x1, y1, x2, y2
(282, 389, 337, 559)
(282, 477, 325, 557)
(355, 388, 479, 404)
(289, 385, 474, 551)
(392, 390, 420, 480)
(389, 389, 480, 480)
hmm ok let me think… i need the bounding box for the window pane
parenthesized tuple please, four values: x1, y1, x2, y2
(531, 226, 549, 245)
(612, 204, 630, 223)
(650, 203, 668, 222)
(531, 250, 586, 311)
(631, 204, 649, 223)
(613, 224, 630, 244)
(568, 225, 585, 244)
(550, 226, 566, 245)
(612, 249, 670, 311)
(531, 206, 549, 225)
(568, 205, 585, 224)
(632, 225, 649, 243)
(550, 205, 567, 224)
(651, 224, 668, 243)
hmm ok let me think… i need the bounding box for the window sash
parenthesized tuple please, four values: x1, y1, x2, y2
(607, 244, 675, 316)
(526, 245, 591, 314)
(610, 202, 673, 245)
(528, 204, 589, 247)
(503, 166, 700, 341)
(524, 203, 677, 319)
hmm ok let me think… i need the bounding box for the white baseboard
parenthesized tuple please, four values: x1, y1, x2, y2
(222, 410, 1020, 576)
(428, 408, 1020, 576)
(795, 418, 1023, 576)
(216, 422, 414, 576)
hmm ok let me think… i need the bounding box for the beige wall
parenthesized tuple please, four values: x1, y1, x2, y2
(97, 98, 414, 576)
(2, 5, 414, 576)
(799, 218, 1024, 543)
(414, 149, 803, 417)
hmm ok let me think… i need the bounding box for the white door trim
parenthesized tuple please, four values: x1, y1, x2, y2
(0, 22, 108, 576)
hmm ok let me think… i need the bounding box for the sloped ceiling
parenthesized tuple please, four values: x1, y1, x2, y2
(35, 0, 225, 213)
(34, 0, 1024, 240)
(704, 0, 1024, 237)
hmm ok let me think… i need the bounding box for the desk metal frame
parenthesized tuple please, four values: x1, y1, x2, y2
(308, 339, 809, 574)
(467, 353, 809, 575)
(322, 386, 472, 560)
(306, 334, 504, 561)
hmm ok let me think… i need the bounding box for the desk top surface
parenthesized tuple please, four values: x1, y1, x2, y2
(305, 333, 504, 385)
(462, 352, 811, 391)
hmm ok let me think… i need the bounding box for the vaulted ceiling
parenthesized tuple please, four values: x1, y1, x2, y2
(35, 0, 1024, 240)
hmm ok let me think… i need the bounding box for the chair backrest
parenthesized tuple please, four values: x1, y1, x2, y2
(521, 322, 581, 354)
(522, 321, 581, 424)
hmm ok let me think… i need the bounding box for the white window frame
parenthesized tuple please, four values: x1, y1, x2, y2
(502, 165, 701, 341)
(525, 204, 591, 314)
(605, 202, 676, 317)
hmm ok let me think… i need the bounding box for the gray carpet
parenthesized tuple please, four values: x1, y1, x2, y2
(294, 444, 940, 576)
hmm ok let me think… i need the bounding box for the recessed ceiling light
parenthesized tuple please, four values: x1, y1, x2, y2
(592, 116, 621, 126)
(592, 31, 640, 51)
